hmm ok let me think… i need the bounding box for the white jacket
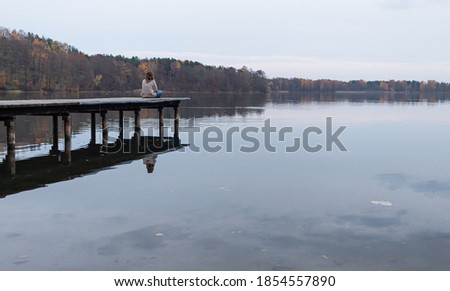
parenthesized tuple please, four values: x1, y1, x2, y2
(141, 79, 158, 97)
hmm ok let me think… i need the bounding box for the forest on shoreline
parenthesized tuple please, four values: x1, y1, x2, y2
(1, 27, 450, 94)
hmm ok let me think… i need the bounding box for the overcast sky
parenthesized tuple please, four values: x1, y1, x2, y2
(1, 0, 450, 81)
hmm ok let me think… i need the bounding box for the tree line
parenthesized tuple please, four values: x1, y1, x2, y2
(0, 27, 268, 92)
(270, 78, 450, 92)
(1, 27, 450, 93)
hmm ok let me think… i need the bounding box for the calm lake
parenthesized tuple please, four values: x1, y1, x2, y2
(1, 92, 450, 270)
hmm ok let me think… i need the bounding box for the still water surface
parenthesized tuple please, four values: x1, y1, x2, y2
(1, 92, 450, 270)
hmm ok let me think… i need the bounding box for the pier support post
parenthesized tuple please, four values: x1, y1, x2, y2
(101, 111, 108, 149)
(90, 112, 96, 145)
(174, 105, 180, 144)
(134, 109, 141, 149)
(158, 107, 164, 141)
(62, 114, 71, 163)
(119, 110, 124, 140)
(4, 118, 16, 175)
(50, 115, 60, 156)
(134, 109, 141, 135)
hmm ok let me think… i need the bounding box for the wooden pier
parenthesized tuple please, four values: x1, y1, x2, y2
(0, 97, 189, 176)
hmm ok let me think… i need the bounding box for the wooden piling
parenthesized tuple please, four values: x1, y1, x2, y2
(134, 109, 141, 134)
(134, 109, 141, 149)
(62, 114, 71, 163)
(101, 111, 108, 148)
(90, 112, 96, 145)
(5, 119, 15, 151)
(4, 118, 16, 175)
(119, 110, 124, 140)
(52, 115, 58, 151)
(158, 107, 164, 140)
(174, 105, 180, 142)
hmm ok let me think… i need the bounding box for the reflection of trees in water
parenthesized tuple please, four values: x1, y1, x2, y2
(271, 91, 450, 104)
(180, 92, 269, 118)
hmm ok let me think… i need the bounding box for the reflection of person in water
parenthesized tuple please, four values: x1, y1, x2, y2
(143, 154, 158, 173)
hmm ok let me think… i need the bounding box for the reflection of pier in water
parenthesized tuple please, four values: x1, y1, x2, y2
(0, 97, 189, 198)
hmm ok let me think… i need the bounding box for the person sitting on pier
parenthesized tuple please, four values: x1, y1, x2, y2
(141, 71, 163, 98)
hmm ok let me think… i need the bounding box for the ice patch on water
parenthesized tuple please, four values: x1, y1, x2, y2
(371, 200, 393, 206)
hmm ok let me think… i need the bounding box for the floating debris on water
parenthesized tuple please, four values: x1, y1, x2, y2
(371, 200, 393, 206)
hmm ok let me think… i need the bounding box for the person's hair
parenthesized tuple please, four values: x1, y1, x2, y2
(146, 71, 154, 81)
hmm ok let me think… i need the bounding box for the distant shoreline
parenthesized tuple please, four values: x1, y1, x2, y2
(1, 89, 449, 94)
